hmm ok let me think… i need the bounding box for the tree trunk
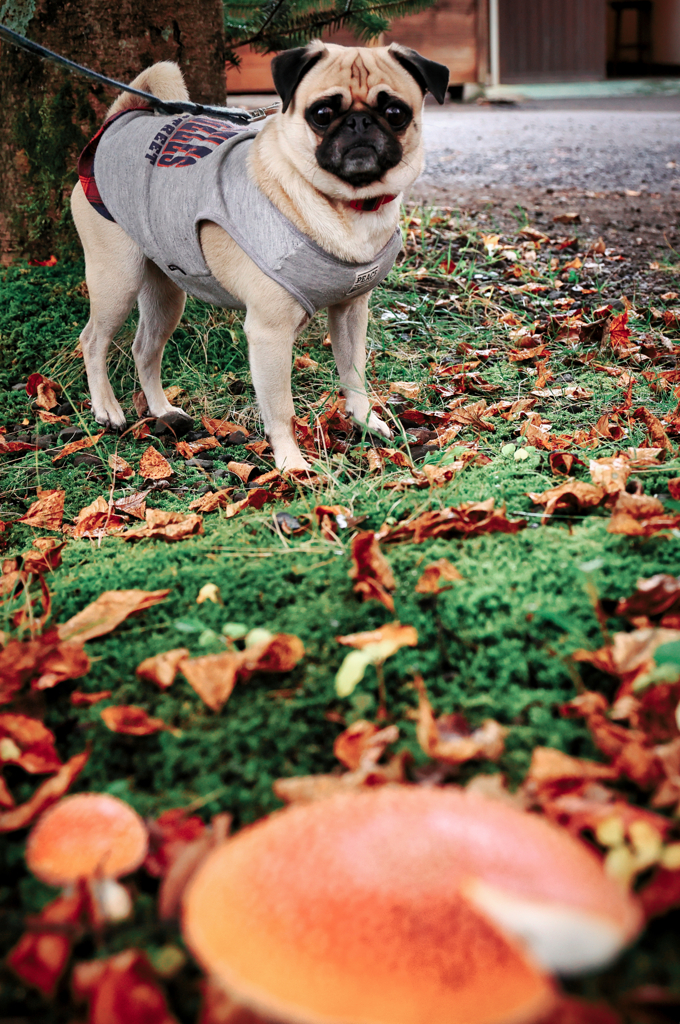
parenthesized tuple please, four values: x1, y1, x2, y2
(0, 0, 226, 262)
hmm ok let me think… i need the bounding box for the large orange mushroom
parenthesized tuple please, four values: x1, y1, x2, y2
(183, 786, 642, 1024)
(26, 793, 148, 921)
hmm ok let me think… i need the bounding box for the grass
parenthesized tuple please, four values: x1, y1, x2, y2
(1, 206, 680, 1021)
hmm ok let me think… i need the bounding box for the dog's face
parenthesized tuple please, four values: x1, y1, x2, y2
(270, 42, 449, 200)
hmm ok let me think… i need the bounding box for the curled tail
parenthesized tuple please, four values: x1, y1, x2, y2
(106, 62, 189, 118)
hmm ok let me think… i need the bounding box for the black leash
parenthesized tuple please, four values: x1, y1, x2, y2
(0, 22, 278, 124)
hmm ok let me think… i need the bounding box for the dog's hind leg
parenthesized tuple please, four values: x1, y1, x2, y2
(72, 182, 145, 430)
(131, 261, 188, 426)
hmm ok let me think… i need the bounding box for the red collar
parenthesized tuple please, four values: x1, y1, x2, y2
(348, 194, 397, 212)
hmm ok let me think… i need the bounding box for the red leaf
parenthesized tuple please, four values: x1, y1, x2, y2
(349, 531, 396, 611)
(8, 888, 87, 996)
(101, 706, 171, 736)
(72, 949, 179, 1024)
(0, 713, 62, 773)
(0, 749, 89, 833)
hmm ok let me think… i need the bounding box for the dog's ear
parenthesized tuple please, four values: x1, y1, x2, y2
(388, 44, 449, 104)
(271, 44, 326, 113)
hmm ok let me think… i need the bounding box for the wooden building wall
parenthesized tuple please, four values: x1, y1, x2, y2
(226, 0, 481, 94)
(498, 0, 606, 82)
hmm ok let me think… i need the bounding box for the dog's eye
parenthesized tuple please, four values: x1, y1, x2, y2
(384, 103, 410, 129)
(309, 104, 334, 128)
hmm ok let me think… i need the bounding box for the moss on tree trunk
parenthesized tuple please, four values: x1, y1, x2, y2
(0, 0, 226, 261)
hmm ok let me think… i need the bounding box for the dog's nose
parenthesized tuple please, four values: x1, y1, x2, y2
(344, 113, 373, 135)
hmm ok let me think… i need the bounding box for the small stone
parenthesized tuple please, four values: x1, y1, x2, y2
(59, 428, 85, 442)
(73, 453, 104, 468)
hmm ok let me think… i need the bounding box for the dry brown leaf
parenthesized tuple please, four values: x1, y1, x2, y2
(52, 432, 104, 463)
(337, 621, 418, 652)
(0, 749, 89, 833)
(108, 454, 134, 479)
(589, 456, 631, 495)
(0, 713, 62, 774)
(188, 488, 234, 513)
(414, 676, 507, 765)
(226, 460, 257, 484)
(175, 436, 221, 459)
(526, 747, 619, 785)
(136, 648, 190, 690)
(382, 499, 525, 543)
(70, 690, 112, 706)
(389, 381, 420, 400)
(71, 949, 178, 1024)
(101, 705, 171, 736)
(415, 558, 464, 594)
(349, 531, 396, 611)
(178, 650, 244, 711)
(528, 479, 605, 522)
(294, 354, 319, 371)
(139, 446, 173, 480)
(122, 509, 204, 542)
(179, 633, 305, 712)
(18, 490, 65, 531)
(201, 415, 243, 438)
(113, 491, 149, 521)
(58, 589, 170, 644)
(72, 496, 126, 539)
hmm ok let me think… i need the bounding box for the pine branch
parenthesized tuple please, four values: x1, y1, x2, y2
(224, 0, 439, 62)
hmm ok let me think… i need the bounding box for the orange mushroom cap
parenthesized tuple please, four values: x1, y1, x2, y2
(26, 793, 148, 887)
(183, 786, 642, 1024)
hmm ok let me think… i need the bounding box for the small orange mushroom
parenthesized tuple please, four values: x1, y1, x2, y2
(26, 793, 148, 921)
(183, 786, 642, 1024)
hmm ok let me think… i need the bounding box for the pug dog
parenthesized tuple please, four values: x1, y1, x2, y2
(71, 42, 448, 470)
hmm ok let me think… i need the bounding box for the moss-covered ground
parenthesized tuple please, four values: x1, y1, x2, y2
(2, 208, 680, 1021)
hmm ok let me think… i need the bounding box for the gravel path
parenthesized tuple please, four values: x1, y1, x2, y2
(419, 98, 680, 196)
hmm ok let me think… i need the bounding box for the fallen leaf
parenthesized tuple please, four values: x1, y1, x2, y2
(201, 415, 243, 438)
(58, 589, 170, 644)
(175, 436, 221, 459)
(139, 447, 173, 480)
(136, 649, 190, 690)
(188, 488, 234, 513)
(414, 676, 507, 765)
(527, 747, 619, 786)
(18, 490, 65, 531)
(101, 705, 171, 736)
(72, 496, 126, 539)
(349, 531, 396, 611)
(389, 381, 420, 400)
(179, 634, 304, 712)
(616, 574, 680, 623)
(0, 714, 62, 773)
(294, 354, 319, 371)
(52, 432, 104, 462)
(589, 456, 631, 495)
(381, 499, 526, 543)
(528, 479, 605, 522)
(108, 454, 135, 479)
(71, 949, 179, 1024)
(226, 460, 257, 484)
(8, 888, 88, 996)
(0, 749, 89, 832)
(415, 558, 464, 594)
(0, 631, 90, 695)
(553, 211, 580, 224)
(122, 509, 204, 542)
(632, 407, 674, 451)
(113, 491, 149, 521)
(70, 690, 112, 706)
(335, 622, 418, 697)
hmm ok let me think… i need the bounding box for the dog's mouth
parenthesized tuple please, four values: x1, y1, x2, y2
(312, 106, 405, 187)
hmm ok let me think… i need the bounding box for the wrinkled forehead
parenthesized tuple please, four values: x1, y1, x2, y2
(300, 45, 419, 104)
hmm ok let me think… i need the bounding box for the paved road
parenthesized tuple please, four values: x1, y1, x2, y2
(419, 96, 680, 196)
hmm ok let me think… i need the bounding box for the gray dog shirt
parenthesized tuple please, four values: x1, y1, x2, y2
(81, 109, 402, 316)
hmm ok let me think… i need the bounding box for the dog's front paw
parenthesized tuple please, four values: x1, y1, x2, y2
(351, 410, 392, 441)
(93, 401, 127, 432)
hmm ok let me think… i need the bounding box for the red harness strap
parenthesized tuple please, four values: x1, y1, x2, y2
(78, 106, 152, 221)
(348, 194, 397, 212)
